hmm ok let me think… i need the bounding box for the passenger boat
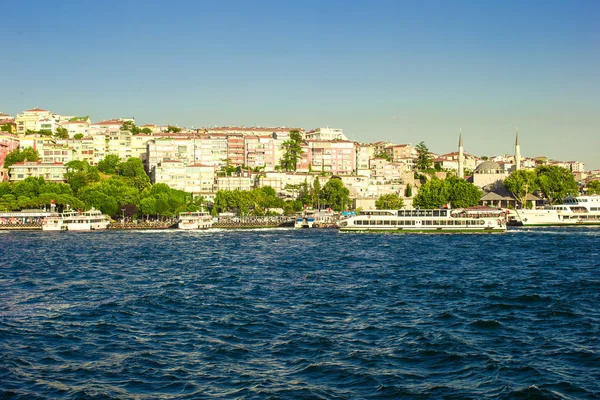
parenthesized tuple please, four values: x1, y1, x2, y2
(337, 207, 507, 233)
(294, 215, 315, 229)
(178, 211, 213, 230)
(41, 214, 65, 231)
(42, 208, 110, 231)
(513, 195, 600, 226)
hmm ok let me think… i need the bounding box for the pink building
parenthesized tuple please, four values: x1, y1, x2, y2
(0, 134, 20, 177)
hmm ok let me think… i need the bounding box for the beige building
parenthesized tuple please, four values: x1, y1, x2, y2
(15, 108, 55, 134)
(41, 145, 74, 164)
(9, 161, 67, 182)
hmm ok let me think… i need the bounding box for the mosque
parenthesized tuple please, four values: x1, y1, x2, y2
(456, 129, 540, 208)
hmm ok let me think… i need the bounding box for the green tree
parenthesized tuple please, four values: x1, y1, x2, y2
(503, 169, 539, 208)
(413, 177, 481, 209)
(312, 177, 322, 209)
(446, 176, 481, 208)
(73, 133, 84, 139)
(54, 126, 69, 139)
(320, 177, 350, 211)
(139, 197, 156, 217)
(279, 130, 304, 172)
(1, 123, 12, 132)
(375, 194, 405, 210)
(415, 141, 433, 171)
(121, 120, 141, 134)
(140, 127, 152, 134)
(3, 147, 40, 168)
(405, 183, 413, 197)
(413, 178, 450, 209)
(97, 154, 121, 174)
(587, 180, 600, 195)
(535, 165, 578, 204)
(165, 125, 182, 133)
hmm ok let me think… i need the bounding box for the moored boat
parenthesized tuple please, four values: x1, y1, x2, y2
(41, 208, 110, 231)
(337, 207, 507, 233)
(514, 195, 600, 226)
(41, 214, 65, 231)
(178, 211, 213, 230)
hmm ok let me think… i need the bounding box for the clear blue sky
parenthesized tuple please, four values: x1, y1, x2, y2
(1, 0, 598, 169)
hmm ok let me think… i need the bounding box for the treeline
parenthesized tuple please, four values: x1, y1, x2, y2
(503, 165, 580, 207)
(0, 155, 203, 219)
(211, 176, 352, 216)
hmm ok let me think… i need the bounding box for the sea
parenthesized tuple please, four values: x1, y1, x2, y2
(0, 228, 599, 399)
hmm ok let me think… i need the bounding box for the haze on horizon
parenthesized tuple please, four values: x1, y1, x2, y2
(1, 0, 598, 169)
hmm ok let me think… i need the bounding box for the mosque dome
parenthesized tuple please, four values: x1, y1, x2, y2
(474, 161, 503, 174)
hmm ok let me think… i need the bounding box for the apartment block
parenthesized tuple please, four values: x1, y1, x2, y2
(9, 161, 67, 182)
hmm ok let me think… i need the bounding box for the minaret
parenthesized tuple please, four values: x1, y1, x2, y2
(458, 128, 465, 179)
(515, 127, 521, 171)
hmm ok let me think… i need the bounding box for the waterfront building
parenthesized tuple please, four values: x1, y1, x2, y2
(151, 160, 216, 195)
(8, 161, 67, 182)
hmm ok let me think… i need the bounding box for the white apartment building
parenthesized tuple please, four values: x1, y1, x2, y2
(106, 132, 152, 161)
(355, 145, 372, 177)
(552, 161, 585, 173)
(89, 119, 128, 135)
(186, 164, 217, 194)
(215, 176, 253, 192)
(146, 137, 194, 172)
(60, 117, 91, 137)
(305, 127, 348, 141)
(35, 118, 60, 134)
(56, 138, 95, 165)
(9, 161, 67, 182)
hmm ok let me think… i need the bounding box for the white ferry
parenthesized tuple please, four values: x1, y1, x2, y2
(337, 207, 507, 233)
(42, 208, 110, 231)
(514, 195, 600, 226)
(41, 214, 65, 231)
(178, 211, 213, 230)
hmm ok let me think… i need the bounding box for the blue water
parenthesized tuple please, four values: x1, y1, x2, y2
(1, 228, 599, 399)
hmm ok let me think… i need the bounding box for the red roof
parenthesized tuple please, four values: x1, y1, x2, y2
(25, 107, 48, 112)
(93, 119, 123, 126)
